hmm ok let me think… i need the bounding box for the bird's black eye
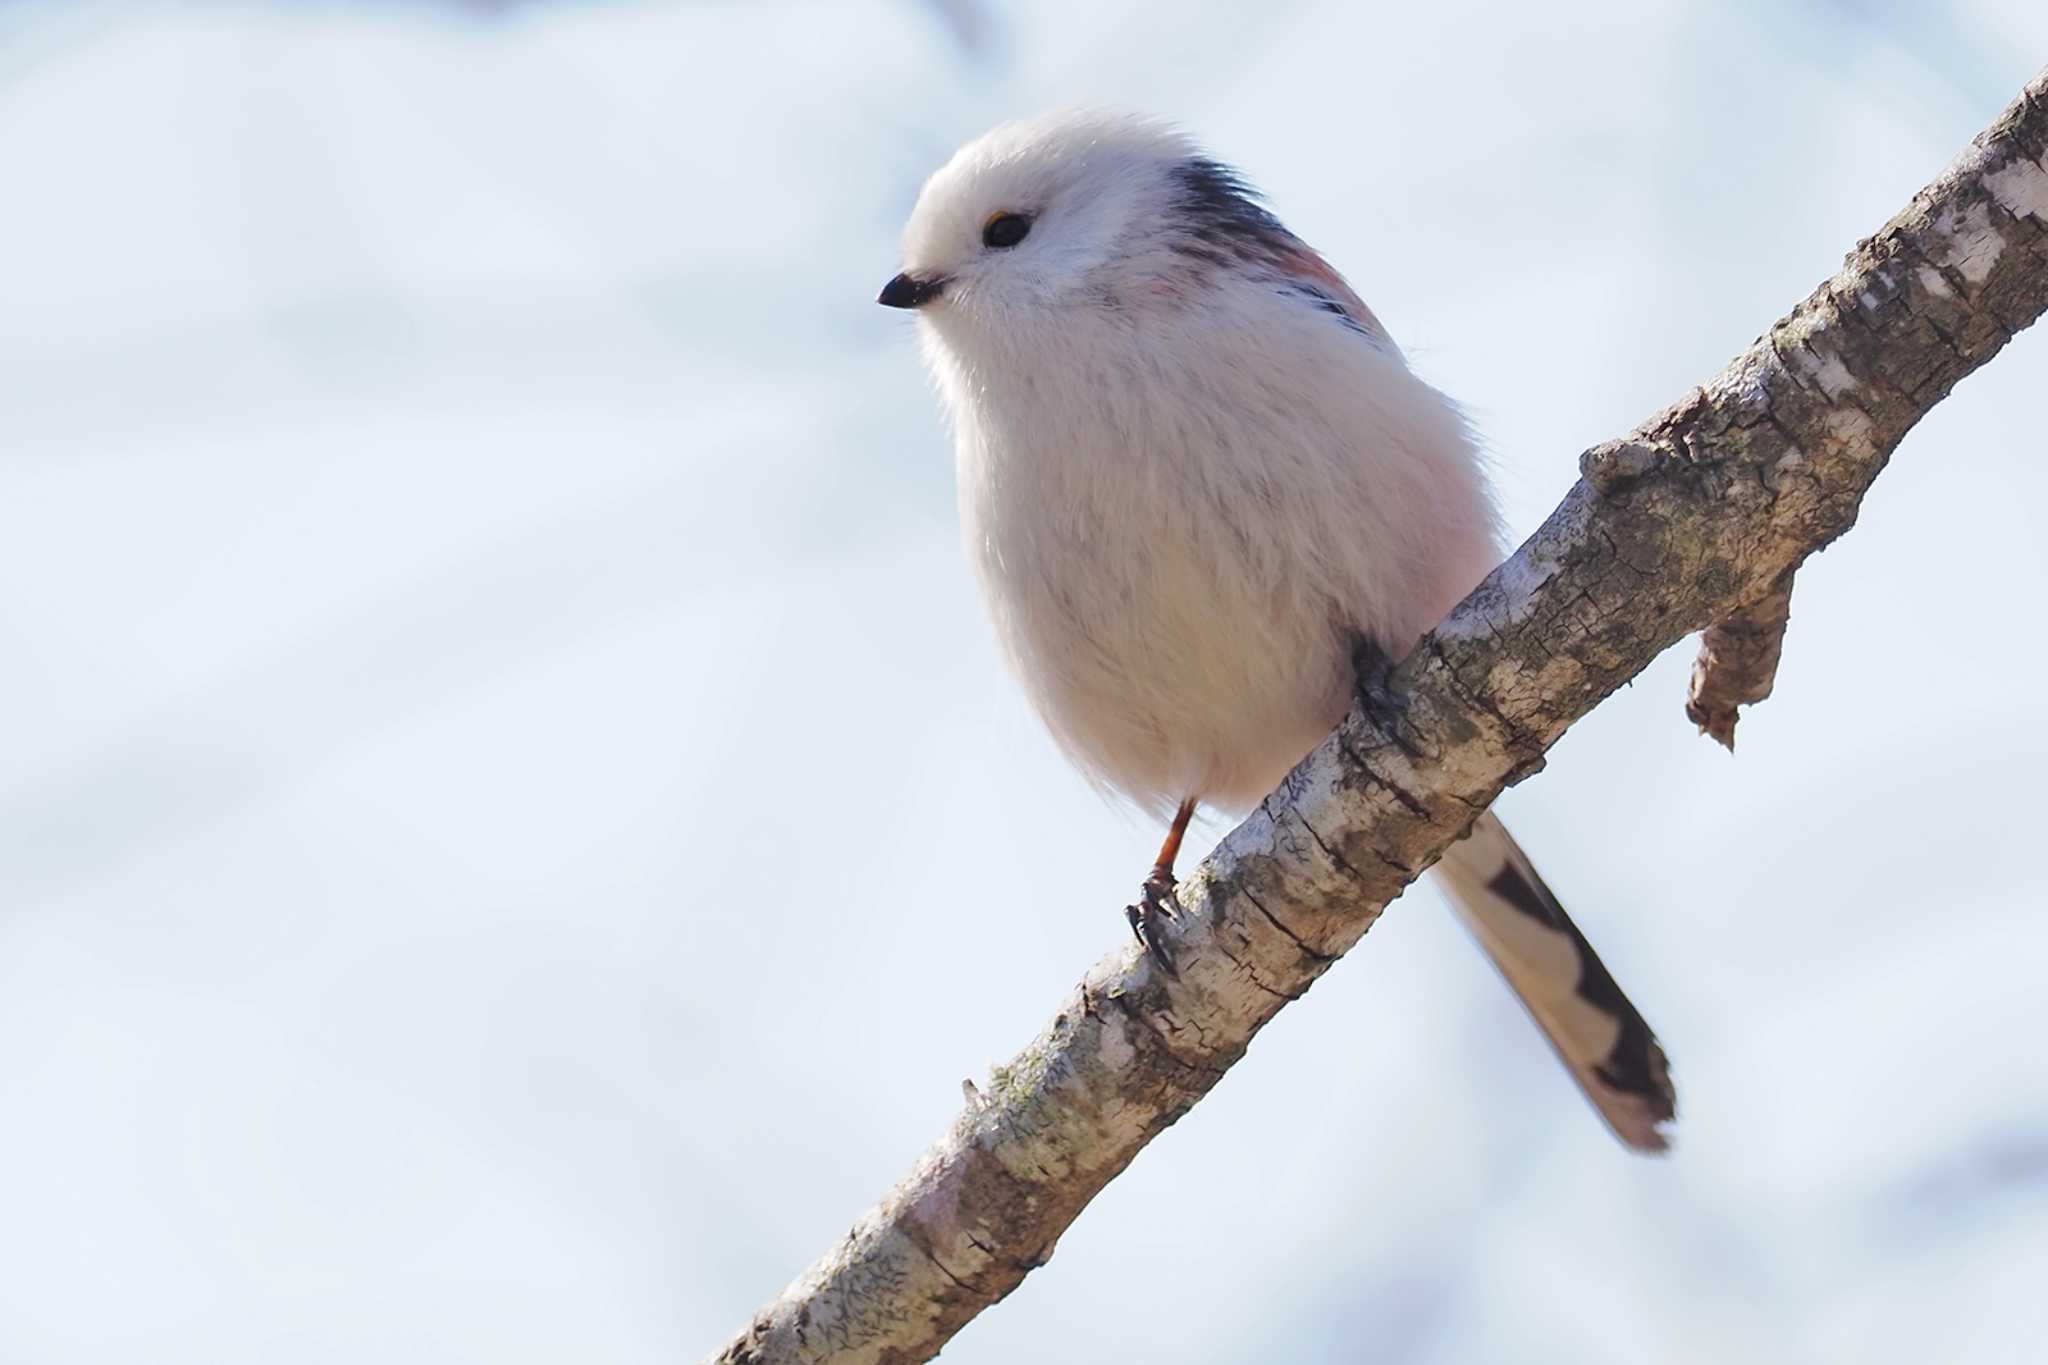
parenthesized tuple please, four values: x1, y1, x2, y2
(982, 212, 1031, 249)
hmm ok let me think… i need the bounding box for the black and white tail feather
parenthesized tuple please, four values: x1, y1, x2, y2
(1434, 813, 1676, 1152)
(888, 112, 1677, 1150)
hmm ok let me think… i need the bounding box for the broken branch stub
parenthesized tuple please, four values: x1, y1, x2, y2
(708, 67, 2048, 1365)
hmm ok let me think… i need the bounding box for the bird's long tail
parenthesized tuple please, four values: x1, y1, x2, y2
(1432, 812, 1676, 1152)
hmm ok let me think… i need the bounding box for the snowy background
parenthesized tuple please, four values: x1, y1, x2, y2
(3, 2, 2047, 1361)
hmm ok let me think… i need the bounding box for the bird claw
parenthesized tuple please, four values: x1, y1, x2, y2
(1125, 867, 1182, 978)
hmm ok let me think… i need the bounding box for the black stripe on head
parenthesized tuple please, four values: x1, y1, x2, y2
(1168, 157, 1295, 266)
(1169, 158, 1383, 348)
(1484, 863, 1675, 1113)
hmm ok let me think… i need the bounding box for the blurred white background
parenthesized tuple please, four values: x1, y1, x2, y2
(3, 2, 2047, 1361)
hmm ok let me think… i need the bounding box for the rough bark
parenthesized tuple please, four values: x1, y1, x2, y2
(709, 69, 2048, 1365)
(1685, 569, 1796, 748)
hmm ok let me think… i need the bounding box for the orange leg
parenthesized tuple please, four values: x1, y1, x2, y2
(1151, 797, 1197, 884)
(1127, 797, 1197, 977)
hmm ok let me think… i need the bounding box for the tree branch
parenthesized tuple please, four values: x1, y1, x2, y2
(709, 68, 2048, 1365)
(1685, 566, 1796, 748)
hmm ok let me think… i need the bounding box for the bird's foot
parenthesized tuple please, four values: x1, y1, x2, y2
(1125, 865, 1182, 978)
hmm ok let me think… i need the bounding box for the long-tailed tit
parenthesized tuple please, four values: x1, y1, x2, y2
(879, 111, 1674, 1151)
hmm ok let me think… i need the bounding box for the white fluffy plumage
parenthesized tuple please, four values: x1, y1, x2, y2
(899, 110, 1498, 816)
(885, 109, 1674, 1150)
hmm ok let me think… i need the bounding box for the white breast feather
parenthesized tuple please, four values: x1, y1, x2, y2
(926, 273, 1498, 818)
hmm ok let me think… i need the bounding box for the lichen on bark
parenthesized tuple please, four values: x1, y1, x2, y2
(708, 67, 2048, 1365)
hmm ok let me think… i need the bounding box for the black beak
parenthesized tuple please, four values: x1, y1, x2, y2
(877, 272, 946, 309)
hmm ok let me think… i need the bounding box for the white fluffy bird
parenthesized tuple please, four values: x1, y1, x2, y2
(881, 110, 1674, 1151)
